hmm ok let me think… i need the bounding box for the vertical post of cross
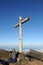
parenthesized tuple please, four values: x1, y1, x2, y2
(19, 16, 22, 53)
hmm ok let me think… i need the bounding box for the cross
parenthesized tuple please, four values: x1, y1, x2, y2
(14, 16, 30, 53)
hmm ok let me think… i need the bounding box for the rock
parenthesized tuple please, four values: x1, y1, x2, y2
(25, 57, 29, 61)
(26, 49, 43, 61)
(17, 53, 26, 62)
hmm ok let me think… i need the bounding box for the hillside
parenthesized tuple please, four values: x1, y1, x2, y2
(0, 49, 12, 60)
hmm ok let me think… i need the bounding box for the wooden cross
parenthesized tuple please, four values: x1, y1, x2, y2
(14, 16, 30, 53)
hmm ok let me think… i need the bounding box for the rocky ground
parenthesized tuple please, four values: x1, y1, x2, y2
(0, 49, 43, 65)
(9, 60, 43, 65)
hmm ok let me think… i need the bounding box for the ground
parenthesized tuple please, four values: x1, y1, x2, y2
(9, 60, 43, 65)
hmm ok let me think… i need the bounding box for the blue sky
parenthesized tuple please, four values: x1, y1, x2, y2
(0, 0, 43, 49)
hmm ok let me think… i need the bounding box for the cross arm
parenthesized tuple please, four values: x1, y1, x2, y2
(14, 23, 19, 28)
(14, 17, 30, 28)
(22, 17, 30, 24)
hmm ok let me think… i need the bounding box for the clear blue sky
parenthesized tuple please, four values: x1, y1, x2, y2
(0, 0, 43, 49)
